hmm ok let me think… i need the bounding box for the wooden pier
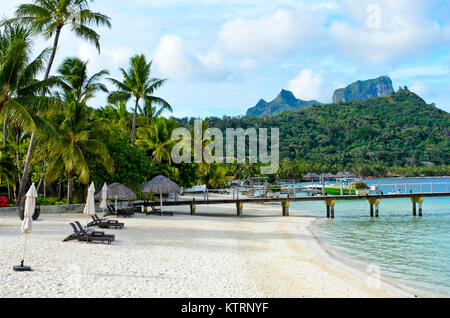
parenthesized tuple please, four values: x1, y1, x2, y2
(135, 192, 450, 218)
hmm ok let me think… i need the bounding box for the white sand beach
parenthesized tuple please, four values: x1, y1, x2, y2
(0, 201, 419, 298)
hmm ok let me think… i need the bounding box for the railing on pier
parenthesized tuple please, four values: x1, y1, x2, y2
(136, 191, 450, 219)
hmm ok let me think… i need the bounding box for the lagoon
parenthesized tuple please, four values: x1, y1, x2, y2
(291, 177, 450, 296)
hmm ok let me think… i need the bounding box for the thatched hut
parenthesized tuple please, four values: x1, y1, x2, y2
(141, 175, 180, 194)
(141, 176, 180, 213)
(95, 183, 136, 200)
(95, 183, 136, 210)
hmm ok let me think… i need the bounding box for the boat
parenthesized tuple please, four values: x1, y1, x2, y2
(323, 178, 358, 196)
(299, 184, 324, 196)
(323, 185, 356, 196)
(183, 185, 206, 193)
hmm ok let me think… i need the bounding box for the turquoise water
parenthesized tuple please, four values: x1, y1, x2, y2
(290, 177, 450, 296)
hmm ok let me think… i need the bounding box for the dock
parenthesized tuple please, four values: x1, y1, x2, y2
(135, 192, 450, 218)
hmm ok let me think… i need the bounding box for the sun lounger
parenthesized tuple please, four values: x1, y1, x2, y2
(105, 205, 136, 218)
(146, 205, 161, 215)
(74, 221, 115, 241)
(146, 205, 174, 216)
(88, 215, 124, 229)
(63, 223, 113, 244)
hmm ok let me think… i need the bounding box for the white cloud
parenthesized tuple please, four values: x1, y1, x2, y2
(287, 69, 325, 101)
(329, 0, 450, 64)
(153, 35, 196, 79)
(77, 43, 133, 71)
(238, 59, 258, 72)
(218, 8, 324, 59)
(153, 34, 243, 81)
(389, 65, 450, 78)
(410, 81, 427, 96)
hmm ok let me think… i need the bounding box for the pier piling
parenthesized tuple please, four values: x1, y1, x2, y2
(368, 198, 381, 218)
(236, 202, 243, 217)
(281, 201, 290, 217)
(190, 203, 196, 215)
(411, 197, 424, 217)
(325, 200, 336, 219)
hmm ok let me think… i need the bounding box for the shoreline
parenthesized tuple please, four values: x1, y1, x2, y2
(0, 201, 441, 298)
(305, 215, 439, 298)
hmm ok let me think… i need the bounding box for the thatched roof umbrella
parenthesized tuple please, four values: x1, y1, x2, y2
(303, 173, 313, 180)
(141, 175, 180, 213)
(345, 172, 356, 178)
(335, 172, 346, 178)
(95, 183, 137, 211)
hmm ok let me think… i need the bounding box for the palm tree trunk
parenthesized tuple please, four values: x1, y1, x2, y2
(130, 97, 140, 142)
(67, 170, 73, 204)
(17, 27, 61, 206)
(3, 108, 10, 199)
(17, 132, 36, 205)
(3, 106, 9, 146)
(44, 26, 61, 80)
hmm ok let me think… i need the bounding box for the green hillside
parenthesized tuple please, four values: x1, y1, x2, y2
(189, 89, 449, 175)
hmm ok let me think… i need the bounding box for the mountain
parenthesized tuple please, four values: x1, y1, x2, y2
(332, 76, 394, 103)
(199, 89, 449, 171)
(246, 89, 322, 116)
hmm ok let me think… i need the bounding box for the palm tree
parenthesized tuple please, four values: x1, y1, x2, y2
(135, 118, 178, 164)
(7, 0, 111, 204)
(0, 22, 56, 114)
(45, 58, 113, 203)
(0, 146, 17, 186)
(9, 0, 111, 79)
(0, 22, 58, 201)
(137, 98, 173, 128)
(54, 57, 109, 102)
(200, 164, 230, 189)
(97, 101, 132, 137)
(108, 54, 171, 142)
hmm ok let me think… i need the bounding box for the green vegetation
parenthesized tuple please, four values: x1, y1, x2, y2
(246, 89, 321, 116)
(182, 89, 450, 178)
(0, 1, 449, 207)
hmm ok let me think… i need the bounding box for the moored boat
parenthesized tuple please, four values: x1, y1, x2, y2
(323, 185, 357, 196)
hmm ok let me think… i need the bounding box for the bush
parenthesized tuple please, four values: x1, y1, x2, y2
(354, 182, 370, 190)
(36, 196, 68, 206)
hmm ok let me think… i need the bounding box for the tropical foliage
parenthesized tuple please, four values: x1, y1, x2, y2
(0, 2, 449, 206)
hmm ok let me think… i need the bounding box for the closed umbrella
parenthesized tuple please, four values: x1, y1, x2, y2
(14, 183, 37, 272)
(83, 182, 96, 238)
(99, 183, 108, 214)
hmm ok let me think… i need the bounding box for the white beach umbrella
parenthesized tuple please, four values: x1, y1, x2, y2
(83, 182, 96, 235)
(99, 183, 108, 213)
(14, 183, 37, 271)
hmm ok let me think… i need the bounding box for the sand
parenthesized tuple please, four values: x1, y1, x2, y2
(0, 200, 418, 298)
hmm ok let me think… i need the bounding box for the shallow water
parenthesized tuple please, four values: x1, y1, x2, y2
(291, 177, 450, 296)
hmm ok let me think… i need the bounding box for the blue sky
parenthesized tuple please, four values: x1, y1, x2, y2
(3, 0, 450, 117)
